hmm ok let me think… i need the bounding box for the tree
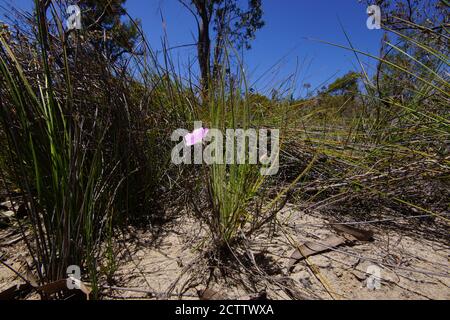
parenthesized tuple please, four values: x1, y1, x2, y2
(362, 0, 448, 52)
(361, 0, 448, 110)
(178, 0, 265, 93)
(363, 0, 448, 32)
(75, 0, 140, 62)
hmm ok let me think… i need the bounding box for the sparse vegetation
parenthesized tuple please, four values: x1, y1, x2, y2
(0, 0, 448, 301)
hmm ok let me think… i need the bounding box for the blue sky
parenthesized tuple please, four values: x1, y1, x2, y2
(125, 1, 383, 97)
(1, 0, 384, 98)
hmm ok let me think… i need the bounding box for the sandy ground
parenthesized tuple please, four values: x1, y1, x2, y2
(1, 204, 449, 300)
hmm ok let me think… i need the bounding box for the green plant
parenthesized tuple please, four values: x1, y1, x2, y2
(0, 2, 128, 296)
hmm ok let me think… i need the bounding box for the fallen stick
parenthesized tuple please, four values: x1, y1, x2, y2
(286, 235, 348, 272)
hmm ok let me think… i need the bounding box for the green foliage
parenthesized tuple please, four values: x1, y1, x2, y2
(78, 0, 140, 61)
(0, 1, 178, 294)
(0, 0, 448, 299)
(180, 0, 265, 91)
(210, 0, 265, 50)
(0, 5, 117, 295)
(321, 71, 360, 97)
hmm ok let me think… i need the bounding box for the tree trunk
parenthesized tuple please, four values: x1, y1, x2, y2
(196, 2, 211, 96)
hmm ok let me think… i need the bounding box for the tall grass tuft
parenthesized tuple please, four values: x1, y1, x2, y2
(0, 2, 130, 296)
(288, 17, 449, 222)
(190, 53, 292, 251)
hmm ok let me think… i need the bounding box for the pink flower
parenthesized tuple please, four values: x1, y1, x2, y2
(184, 127, 209, 146)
